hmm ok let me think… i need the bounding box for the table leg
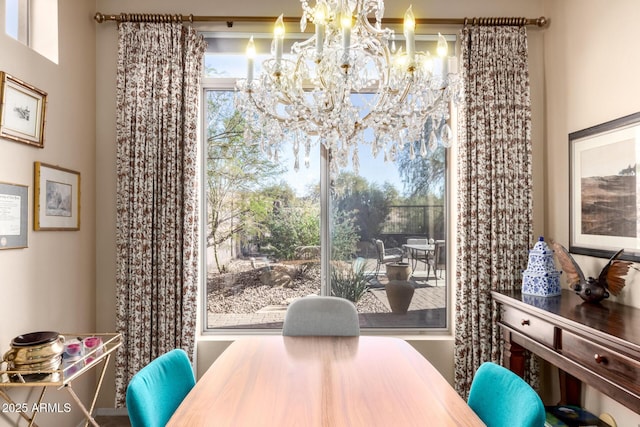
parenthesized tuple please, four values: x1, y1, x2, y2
(65, 384, 99, 427)
(502, 330, 526, 377)
(558, 370, 581, 406)
(64, 353, 113, 427)
(0, 386, 46, 427)
(409, 249, 417, 272)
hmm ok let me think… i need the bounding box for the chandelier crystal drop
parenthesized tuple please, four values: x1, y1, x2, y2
(235, 0, 462, 171)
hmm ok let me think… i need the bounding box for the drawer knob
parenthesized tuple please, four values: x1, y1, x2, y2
(594, 354, 607, 364)
(521, 319, 530, 326)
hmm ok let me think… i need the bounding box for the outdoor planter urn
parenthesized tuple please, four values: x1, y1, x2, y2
(385, 262, 411, 281)
(385, 280, 415, 314)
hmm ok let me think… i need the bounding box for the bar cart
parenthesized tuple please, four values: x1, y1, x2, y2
(0, 333, 122, 427)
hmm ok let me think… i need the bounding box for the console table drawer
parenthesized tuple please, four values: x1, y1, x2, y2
(502, 306, 556, 348)
(561, 331, 640, 395)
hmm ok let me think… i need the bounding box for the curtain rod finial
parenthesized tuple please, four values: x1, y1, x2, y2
(94, 12, 105, 23)
(536, 16, 548, 27)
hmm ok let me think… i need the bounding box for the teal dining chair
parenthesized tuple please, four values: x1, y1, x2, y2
(467, 362, 546, 427)
(126, 349, 196, 427)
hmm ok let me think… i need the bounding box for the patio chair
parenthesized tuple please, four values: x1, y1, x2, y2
(372, 239, 404, 277)
(430, 240, 446, 284)
(405, 238, 430, 274)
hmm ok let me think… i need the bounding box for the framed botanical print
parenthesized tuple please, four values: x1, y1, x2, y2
(0, 72, 47, 148)
(34, 162, 80, 231)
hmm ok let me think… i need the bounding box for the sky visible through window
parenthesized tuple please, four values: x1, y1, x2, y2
(5, 0, 19, 39)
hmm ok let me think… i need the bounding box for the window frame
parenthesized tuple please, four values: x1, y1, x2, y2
(200, 31, 454, 336)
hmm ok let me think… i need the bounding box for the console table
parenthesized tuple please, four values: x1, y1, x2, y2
(492, 290, 640, 413)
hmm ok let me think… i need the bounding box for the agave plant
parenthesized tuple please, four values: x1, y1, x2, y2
(330, 257, 369, 303)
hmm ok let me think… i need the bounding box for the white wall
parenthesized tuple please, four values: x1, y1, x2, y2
(543, 0, 640, 425)
(0, 0, 97, 425)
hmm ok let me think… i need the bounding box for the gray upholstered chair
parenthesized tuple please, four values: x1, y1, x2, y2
(282, 296, 360, 336)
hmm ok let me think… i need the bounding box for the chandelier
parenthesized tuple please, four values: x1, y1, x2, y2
(235, 0, 462, 171)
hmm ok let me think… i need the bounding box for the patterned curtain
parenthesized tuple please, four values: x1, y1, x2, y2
(454, 25, 536, 398)
(114, 22, 206, 406)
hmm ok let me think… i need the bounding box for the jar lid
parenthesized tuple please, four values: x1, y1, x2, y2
(11, 331, 60, 347)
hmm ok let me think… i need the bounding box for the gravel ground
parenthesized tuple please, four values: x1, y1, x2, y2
(207, 260, 388, 314)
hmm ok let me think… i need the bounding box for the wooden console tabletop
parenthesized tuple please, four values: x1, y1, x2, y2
(492, 289, 640, 412)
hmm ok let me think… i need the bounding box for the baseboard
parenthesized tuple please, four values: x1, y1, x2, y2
(94, 407, 129, 417)
(74, 407, 129, 427)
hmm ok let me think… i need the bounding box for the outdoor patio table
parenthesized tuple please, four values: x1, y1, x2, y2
(404, 243, 435, 273)
(167, 336, 484, 426)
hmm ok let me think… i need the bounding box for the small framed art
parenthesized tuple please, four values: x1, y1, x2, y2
(0, 72, 47, 148)
(569, 112, 640, 261)
(0, 182, 28, 249)
(34, 162, 80, 231)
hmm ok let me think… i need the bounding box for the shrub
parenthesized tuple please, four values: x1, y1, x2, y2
(330, 257, 369, 303)
(262, 201, 320, 260)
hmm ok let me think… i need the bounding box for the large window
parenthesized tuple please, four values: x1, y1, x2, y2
(203, 34, 450, 331)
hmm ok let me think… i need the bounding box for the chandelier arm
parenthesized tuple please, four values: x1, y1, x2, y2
(317, 73, 336, 113)
(249, 92, 324, 133)
(357, 83, 400, 127)
(247, 91, 292, 124)
(358, 8, 393, 39)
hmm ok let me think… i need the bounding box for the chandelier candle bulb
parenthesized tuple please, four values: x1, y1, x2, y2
(436, 33, 448, 57)
(246, 36, 256, 84)
(403, 6, 416, 64)
(315, 3, 327, 57)
(274, 14, 285, 72)
(340, 7, 352, 65)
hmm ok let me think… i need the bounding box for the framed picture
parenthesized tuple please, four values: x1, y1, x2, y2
(0, 72, 47, 148)
(0, 182, 28, 249)
(569, 112, 640, 262)
(34, 162, 80, 231)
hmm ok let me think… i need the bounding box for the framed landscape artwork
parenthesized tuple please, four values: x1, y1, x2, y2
(34, 162, 80, 231)
(0, 72, 47, 148)
(570, 112, 640, 262)
(0, 182, 28, 249)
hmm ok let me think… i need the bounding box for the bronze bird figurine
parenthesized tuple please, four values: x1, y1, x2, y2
(551, 242, 632, 303)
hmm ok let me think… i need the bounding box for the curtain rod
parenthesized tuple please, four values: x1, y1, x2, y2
(94, 12, 548, 28)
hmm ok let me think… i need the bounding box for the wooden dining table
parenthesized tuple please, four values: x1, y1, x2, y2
(167, 336, 484, 426)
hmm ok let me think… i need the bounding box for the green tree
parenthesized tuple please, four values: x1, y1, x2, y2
(331, 172, 399, 243)
(397, 144, 446, 199)
(261, 198, 321, 260)
(205, 91, 283, 272)
(395, 140, 446, 240)
(330, 209, 361, 261)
